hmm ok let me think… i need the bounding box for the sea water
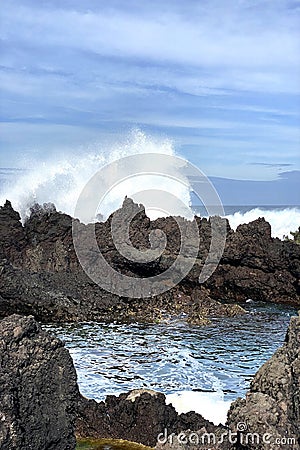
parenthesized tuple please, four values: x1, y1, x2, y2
(44, 302, 297, 427)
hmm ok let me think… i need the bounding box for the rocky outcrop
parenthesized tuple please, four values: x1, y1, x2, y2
(0, 259, 243, 324)
(186, 288, 245, 326)
(207, 218, 300, 304)
(0, 314, 79, 450)
(0, 200, 25, 264)
(0, 198, 299, 325)
(76, 389, 222, 448)
(227, 313, 300, 449)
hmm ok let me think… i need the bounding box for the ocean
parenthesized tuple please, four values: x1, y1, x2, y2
(44, 302, 297, 426)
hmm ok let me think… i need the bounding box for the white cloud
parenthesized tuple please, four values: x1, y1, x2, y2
(0, 0, 299, 179)
(1, 1, 299, 90)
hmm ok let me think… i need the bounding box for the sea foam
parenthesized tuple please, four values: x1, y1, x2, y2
(0, 130, 191, 222)
(166, 390, 231, 425)
(0, 130, 299, 238)
(225, 207, 300, 240)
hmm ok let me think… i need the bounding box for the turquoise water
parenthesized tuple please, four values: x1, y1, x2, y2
(44, 302, 296, 405)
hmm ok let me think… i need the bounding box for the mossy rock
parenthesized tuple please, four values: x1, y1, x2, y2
(76, 438, 154, 450)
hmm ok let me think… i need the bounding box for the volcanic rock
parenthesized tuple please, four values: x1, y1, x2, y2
(0, 314, 79, 450)
(0, 198, 299, 325)
(76, 389, 221, 447)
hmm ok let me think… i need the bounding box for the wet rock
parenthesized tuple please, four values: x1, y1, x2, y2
(207, 217, 300, 304)
(187, 288, 246, 325)
(0, 314, 79, 450)
(76, 389, 220, 447)
(206, 264, 298, 304)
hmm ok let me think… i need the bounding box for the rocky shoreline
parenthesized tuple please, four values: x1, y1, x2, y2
(0, 198, 299, 327)
(0, 199, 299, 448)
(0, 313, 299, 449)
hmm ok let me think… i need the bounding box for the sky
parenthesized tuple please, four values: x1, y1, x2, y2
(0, 0, 300, 204)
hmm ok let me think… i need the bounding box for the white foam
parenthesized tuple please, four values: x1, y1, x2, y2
(166, 390, 231, 426)
(1, 131, 299, 239)
(226, 207, 300, 239)
(0, 130, 191, 222)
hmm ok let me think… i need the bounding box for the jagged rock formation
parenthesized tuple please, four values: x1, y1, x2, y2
(0, 198, 299, 324)
(0, 314, 79, 450)
(207, 218, 300, 304)
(76, 389, 222, 447)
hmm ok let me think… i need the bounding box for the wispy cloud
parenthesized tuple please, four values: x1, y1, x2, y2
(0, 0, 299, 181)
(1, 0, 299, 94)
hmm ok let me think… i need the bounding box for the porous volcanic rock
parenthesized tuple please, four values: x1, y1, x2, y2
(0, 200, 26, 264)
(76, 389, 223, 448)
(0, 198, 299, 325)
(0, 258, 243, 324)
(207, 218, 300, 304)
(0, 314, 79, 450)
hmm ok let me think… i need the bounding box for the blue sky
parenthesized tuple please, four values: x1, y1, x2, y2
(0, 0, 300, 203)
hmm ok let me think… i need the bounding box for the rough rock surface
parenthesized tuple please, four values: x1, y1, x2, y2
(0, 258, 243, 324)
(76, 389, 222, 447)
(206, 217, 300, 305)
(0, 314, 79, 450)
(0, 198, 299, 324)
